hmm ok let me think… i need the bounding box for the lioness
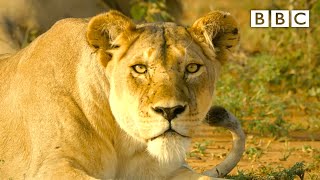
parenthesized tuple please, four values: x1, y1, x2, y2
(0, 10, 242, 179)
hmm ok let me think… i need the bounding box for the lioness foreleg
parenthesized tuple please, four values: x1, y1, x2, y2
(170, 166, 226, 180)
(30, 159, 102, 180)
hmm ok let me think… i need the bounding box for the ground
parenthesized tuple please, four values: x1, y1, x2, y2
(187, 124, 320, 179)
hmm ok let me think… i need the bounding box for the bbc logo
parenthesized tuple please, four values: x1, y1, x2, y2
(251, 10, 309, 27)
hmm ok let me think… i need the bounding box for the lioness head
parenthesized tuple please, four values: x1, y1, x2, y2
(86, 10, 239, 162)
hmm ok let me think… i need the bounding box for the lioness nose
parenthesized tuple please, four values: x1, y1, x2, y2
(153, 105, 186, 121)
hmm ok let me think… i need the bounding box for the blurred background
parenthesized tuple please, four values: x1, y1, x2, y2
(0, 0, 319, 179)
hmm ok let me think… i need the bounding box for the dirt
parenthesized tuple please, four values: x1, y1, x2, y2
(187, 124, 320, 178)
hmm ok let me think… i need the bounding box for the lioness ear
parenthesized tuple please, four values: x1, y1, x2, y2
(190, 11, 239, 63)
(86, 10, 135, 67)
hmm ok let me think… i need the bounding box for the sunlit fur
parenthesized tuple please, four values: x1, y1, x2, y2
(107, 28, 216, 164)
(0, 10, 239, 179)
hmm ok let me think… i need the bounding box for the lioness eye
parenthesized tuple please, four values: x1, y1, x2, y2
(132, 64, 147, 74)
(186, 63, 201, 73)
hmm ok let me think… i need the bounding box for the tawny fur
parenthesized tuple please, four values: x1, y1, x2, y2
(0, 10, 240, 179)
